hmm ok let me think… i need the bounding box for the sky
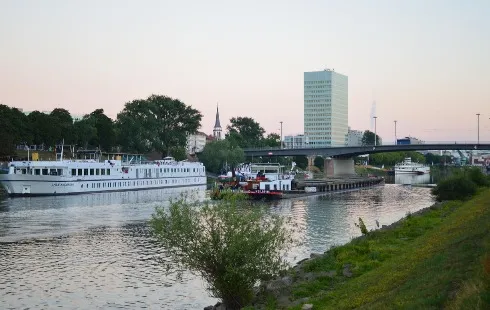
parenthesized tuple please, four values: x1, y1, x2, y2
(1, 0, 490, 143)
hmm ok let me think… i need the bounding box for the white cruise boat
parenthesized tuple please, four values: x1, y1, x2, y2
(394, 157, 430, 175)
(0, 149, 206, 197)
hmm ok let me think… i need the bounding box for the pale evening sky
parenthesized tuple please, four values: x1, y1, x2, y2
(1, 0, 490, 143)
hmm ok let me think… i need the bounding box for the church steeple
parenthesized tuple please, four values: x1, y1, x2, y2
(213, 103, 223, 140)
(214, 104, 221, 129)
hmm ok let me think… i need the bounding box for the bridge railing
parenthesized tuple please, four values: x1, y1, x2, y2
(244, 141, 490, 151)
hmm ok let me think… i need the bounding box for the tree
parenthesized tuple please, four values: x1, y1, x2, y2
(150, 197, 291, 309)
(226, 117, 265, 148)
(168, 146, 187, 161)
(84, 109, 116, 151)
(262, 133, 281, 148)
(116, 95, 202, 156)
(73, 118, 97, 149)
(314, 156, 325, 170)
(50, 108, 74, 144)
(0, 105, 31, 156)
(361, 130, 382, 146)
(199, 139, 245, 174)
(27, 111, 57, 148)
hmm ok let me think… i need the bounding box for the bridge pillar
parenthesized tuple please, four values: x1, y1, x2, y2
(307, 155, 316, 171)
(324, 158, 356, 177)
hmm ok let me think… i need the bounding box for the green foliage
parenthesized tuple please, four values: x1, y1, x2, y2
(84, 109, 116, 151)
(200, 139, 245, 174)
(226, 116, 266, 148)
(50, 108, 75, 144)
(432, 175, 477, 202)
(369, 151, 425, 167)
(354, 217, 369, 235)
(150, 197, 291, 309)
(432, 167, 488, 202)
(116, 94, 202, 156)
(361, 130, 382, 146)
(314, 156, 324, 170)
(210, 188, 249, 201)
(262, 133, 281, 148)
(168, 146, 187, 161)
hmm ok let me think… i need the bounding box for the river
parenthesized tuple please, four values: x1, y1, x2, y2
(0, 182, 435, 310)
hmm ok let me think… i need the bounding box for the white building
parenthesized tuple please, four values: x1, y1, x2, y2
(304, 69, 348, 147)
(346, 127, 364, 146)
(186, 132, 207, 154)
(284, 134, 308, 149)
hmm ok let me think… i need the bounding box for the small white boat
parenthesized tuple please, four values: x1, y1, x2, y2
(394, 158, 430, 175)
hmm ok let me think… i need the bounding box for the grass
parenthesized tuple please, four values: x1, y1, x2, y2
(284, 189, 490, 309)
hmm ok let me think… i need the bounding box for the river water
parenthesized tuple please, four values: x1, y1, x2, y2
(0, 182, 435, 310)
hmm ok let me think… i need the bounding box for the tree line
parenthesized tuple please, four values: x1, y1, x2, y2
(0, 95, 282, 161)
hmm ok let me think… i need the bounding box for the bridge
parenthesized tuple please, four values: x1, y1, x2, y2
(243, 142, 490, 176)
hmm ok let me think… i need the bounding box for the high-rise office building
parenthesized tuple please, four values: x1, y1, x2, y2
(304, 69, 348, 147)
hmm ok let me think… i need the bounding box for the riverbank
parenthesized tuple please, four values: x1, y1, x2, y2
(253, 188, 490, 309)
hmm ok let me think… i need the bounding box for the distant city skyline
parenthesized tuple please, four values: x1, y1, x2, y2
(1, 0, 490, 143)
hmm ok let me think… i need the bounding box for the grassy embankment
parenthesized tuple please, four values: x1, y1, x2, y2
(280, 188, 490, 309)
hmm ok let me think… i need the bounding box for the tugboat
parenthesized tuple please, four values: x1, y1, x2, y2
(214, 163, 295, 200)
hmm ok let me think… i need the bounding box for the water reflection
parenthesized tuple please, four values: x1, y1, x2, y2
(394, 173, 431, 185)
(0, 184, 434, 310)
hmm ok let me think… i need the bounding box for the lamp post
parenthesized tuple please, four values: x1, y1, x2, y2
(373, 116, 378, 146)
(476, 113, 480, 144)
(280, 121, 283, 149)
(394, 120, 397, 145)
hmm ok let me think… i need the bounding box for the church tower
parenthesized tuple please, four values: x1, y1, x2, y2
(213, 104, 223, 140)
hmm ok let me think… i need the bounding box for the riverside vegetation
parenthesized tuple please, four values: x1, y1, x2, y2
(150, 194, 294, 310)
(150, 167, 490, 309)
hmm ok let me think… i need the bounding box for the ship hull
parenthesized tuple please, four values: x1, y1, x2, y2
(0, 174, 206, 197)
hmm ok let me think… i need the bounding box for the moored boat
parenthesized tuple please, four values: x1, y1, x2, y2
(214, 163, 295, 200)
(0, 149, 206, 197)
(394, 158, 430, 175)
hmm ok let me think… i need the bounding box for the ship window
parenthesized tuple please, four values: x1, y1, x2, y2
(42, 169, 48, 175)
(107, 169, 110, 175)
(96, 169, 100, 175)
(81, 184, 83, 188)
(57, 169, 62, 175)
(265, 184, 270, 190)
(72, 169, 76, 175)
(101, 169, 105, 175)
(21, 169, 26, 174)
(78, 169, 82, 176)
(34, 169, 40, 175)
(84, 169, 88, 175)
(90, 169, 94, 175)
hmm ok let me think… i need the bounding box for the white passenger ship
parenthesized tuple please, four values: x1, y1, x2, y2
(0, 149, 206, 196)
(394, 157, 430, 175)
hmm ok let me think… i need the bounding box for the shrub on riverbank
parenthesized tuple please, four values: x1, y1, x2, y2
(150, 197, 292, 309)
(431, 167, 489, 202)
(210, 188, 249, 201)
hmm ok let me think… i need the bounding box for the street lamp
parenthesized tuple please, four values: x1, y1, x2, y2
(280, 121, 283, 149)
(394, 120, 397, 145)
(373, 116, 378, 146)
(476, 113, 480, 144)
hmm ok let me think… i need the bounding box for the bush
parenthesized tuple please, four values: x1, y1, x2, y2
(150, 197, 292, 309)
(432, 175, 478, 202)
(210, 188, 249, 201)
(464, 167, 489, 187)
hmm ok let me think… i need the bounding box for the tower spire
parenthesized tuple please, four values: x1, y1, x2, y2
(214, 103, 221, 128)
(213, 102, 223, 140)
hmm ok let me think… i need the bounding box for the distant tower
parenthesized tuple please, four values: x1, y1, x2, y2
(213, 103, 223, 140)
